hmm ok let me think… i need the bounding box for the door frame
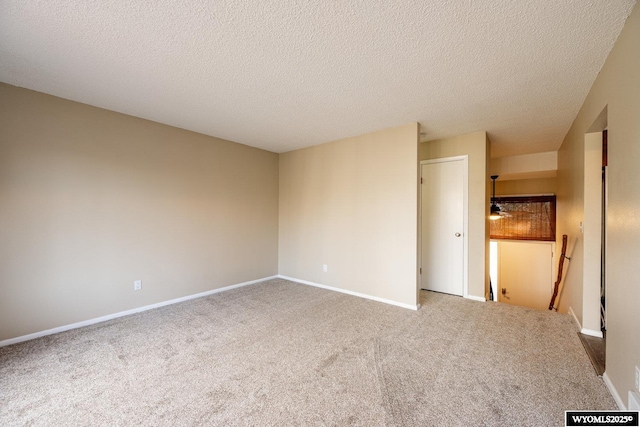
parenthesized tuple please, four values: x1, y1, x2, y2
(419, 155, 469, 298)
(582, 131, 605, 337)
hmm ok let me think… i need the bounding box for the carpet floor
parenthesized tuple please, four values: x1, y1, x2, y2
(0, 278, 615, 426)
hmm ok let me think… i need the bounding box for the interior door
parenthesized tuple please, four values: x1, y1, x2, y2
(420, 159, 464, 296)
(498, 240, 553, 310)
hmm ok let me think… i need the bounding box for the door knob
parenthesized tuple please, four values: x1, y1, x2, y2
(455, 232, 461, 237)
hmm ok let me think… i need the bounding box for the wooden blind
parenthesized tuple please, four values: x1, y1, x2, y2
(490, 196, 556, 241)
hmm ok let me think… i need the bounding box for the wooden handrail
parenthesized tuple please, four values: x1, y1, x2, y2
(549, 234, 569, 310)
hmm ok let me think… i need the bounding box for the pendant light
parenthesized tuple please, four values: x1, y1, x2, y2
(490, 175, 502, 220)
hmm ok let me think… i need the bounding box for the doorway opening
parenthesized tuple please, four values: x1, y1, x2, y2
(600, 129, 608, 333)
(488, 190, 557, 310)
(578, 106, 608, 376)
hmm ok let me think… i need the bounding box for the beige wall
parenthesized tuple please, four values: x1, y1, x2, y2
(490, 151, 557, 181)
(0, 83, 279, 342)
(495, 177, 556, 196)
(419, 131, 490, 299)
(279, 124, 419, 307)
(556, 3, 640, 407)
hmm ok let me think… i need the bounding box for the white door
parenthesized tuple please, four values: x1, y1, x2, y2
(421, 159, 465, 296)
(498, 240, 553, 310)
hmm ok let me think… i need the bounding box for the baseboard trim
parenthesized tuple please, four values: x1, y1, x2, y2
(0, 275, 278, 348)
(278, 275, 418, 311)
(580, 328, 604, 338)
(465, 295, 486, 302)
(603, 372, 625, 410)
(566, 306, 603, 337)
(568, 306, 581, 330)
(629, 391, 640, 411)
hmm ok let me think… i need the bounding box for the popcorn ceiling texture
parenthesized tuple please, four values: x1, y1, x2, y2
(0, 1, 635, 156)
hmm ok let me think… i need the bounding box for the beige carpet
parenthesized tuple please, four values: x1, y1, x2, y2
(0, 278, 615, 426)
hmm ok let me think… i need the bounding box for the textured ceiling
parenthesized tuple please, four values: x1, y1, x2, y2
(0, 1, 636, 156)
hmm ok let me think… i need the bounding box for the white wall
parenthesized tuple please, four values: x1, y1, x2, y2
(582, 132, 603, 336)
(490, 151, 557, 181)
(279, 124, 419, 308)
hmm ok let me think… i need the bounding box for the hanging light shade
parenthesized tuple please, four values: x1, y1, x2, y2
(490, 204, 502, 220)
(490, 175, 502, 220)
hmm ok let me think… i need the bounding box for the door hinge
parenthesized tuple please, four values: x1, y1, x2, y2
(419, 268, 422, 274)
(420, 177, 423, 184)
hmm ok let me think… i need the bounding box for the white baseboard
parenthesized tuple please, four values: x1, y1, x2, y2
(0, 275, 278, 348)
(568, 306, 581, 330)
(278, 275, 418, 311)
(629, 391, 640, 411)
(580, 328, 604, 338)
(566, 306, 603, 337)
(465, 295, 486, 302)
(603, 372, 626, 410)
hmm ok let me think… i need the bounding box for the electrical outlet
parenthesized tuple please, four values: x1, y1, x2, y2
(323, 264, 328, 272)
(635, 366, 640, 391)
(134, 280, 142, 291)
